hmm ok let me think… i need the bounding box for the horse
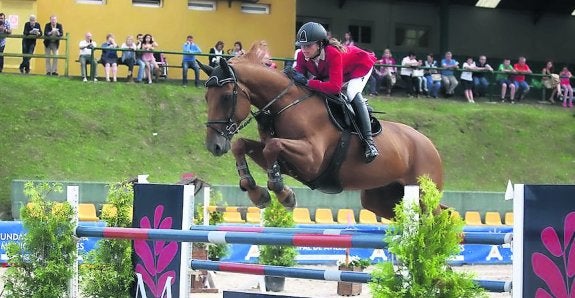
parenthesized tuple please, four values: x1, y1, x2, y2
(198, 42, 443, 219)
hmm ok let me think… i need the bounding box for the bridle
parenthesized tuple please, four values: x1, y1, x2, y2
(205, 63, 306, 140)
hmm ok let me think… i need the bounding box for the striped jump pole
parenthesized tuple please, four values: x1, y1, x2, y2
(190, 260, 512, 293)
(191, 225, 513, 245)
(75, 226, 388, 248)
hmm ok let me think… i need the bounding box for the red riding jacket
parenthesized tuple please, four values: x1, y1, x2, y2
(295, 45, 376, 95)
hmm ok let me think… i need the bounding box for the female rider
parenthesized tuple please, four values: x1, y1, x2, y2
(290, 22, 378, 163)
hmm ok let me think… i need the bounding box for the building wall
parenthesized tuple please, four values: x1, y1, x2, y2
(296, 0, 575, 64)
(1, 0, 296, 77)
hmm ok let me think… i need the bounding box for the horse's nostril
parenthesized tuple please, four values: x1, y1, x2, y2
(214, 144, 222, 155)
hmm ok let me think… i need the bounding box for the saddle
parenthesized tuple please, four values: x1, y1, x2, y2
(324, 93, 383, 136)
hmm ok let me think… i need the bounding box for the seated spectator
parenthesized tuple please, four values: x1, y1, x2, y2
(541, 61, 560, 103)
(424, 54, 441, 98)
(461, 57, 477, 103)
(412, 59, 426, 97)
(513, 56, 532, 101)
(134, 33, 146, 83)
(496, 58, 516, 103)
(400, 52, 421, 97)
(209, 40, 224, 67)
(373, 49, 396, 96)
(141, 34, 159, 84)
(78, 32, 97, 82)
(472, 55, 493, 97)
(441, 51, 459, 97)
(101, 33, 119, 82)
(228, 41, 245, 57)
(182, 35, 201, 87)
(120, 35, 137, 82)
(559, 66, 573, 108)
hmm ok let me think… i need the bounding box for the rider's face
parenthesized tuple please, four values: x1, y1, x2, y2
(300, 43, 320, 59)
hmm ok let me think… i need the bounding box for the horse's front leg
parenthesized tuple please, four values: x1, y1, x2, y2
(231, 138, 271, 208)
(262, 138, 318, 209)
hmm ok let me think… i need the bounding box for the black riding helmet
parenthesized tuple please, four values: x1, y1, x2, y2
(295, 22, 328, 47)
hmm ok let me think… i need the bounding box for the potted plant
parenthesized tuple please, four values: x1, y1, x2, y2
(337, 255, 371, 296)
(259, 194, 297, 292)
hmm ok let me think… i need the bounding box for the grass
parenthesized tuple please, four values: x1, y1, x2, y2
(1, 74, 574, 218)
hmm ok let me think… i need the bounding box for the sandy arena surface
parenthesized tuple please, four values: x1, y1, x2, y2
(2, 265, 511, 297)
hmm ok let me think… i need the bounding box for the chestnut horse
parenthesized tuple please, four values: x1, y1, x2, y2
(199, 42, 443, 219)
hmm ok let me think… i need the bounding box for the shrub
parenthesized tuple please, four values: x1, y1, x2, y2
(259, 194, 297, 267)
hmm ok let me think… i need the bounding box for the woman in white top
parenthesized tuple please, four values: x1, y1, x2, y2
(400, 52, 421, 97)
(121, 35, 137, 81)
(461, 57, 477, 103)
(209, 40, 224, 67)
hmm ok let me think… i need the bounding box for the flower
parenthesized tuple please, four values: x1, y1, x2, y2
(337, 256, 371, 269)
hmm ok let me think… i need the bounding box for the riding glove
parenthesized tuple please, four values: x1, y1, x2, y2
(284, 68, 308, 86)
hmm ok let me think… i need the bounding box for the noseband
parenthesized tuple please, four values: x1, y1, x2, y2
(205, 64, 299, 140)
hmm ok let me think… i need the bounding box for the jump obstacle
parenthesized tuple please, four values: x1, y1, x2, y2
(67, 182, 574, 297)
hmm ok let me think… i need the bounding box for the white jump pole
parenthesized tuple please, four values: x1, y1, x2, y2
(67, 185, 80, 298)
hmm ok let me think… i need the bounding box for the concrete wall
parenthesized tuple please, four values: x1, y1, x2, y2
(0, 0, 296, 76)
(296, 0, 575, 64)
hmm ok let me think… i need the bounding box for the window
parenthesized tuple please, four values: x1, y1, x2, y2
(241, 3, 270, 14)
(188, 0, 216, 11)
(76, 0, 105, 4)
(395, 25, 430, 48)
(132, 0, 161, 7)
(348, 24, 372, 44)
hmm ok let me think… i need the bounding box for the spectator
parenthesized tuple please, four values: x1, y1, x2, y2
(472, 55, 493, 97)
(228, 41, 245, 57)
(343, 32, 354, 47)
(559, 66, 573, 108)
(513, 56, 532, 101)
(378, 49, 397, 96)
(43, 15, 63, 76)
(424, 54, 442, 98)
(101, 33, 119, 82)
(78, 32, 97, 82)
(412, 59, 426, 97)
(19, 15, 42, 74)
(441, 51, 459, 97)
(461, 57, 477, 103)
(182, 35, 201, 87)
(399, 52, 421, 97)
(134, 33, 146, 83)
(141, 33, 159, 84)
(541, 61, 560, 103)
(208, 40, 224, 67)
(496, 58, 516, 103)
(0, 12, 13, 73)
(120, 35, 137, 82)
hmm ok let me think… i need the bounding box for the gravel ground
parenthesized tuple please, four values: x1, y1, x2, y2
(0, 265, 512, 297)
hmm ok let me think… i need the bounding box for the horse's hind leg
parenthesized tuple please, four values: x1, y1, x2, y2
(361, 182, 405, 219)
(231, 138, 271, 208)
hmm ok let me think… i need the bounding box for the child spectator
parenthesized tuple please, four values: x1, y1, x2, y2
(513, 56, 532, 101)
(101, 33, 119, 82)
(541, 61, 560, 103)
(121, 35, 137, 81)
(496, 58, 516, 103)
(559, 66, 573, 108)
(461, 57, 477, 103)
(441, 51, 459, 97)
(424, 54, 442, 98)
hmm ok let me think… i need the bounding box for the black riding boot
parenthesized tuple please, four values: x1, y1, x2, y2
(352, 94, 379, 163)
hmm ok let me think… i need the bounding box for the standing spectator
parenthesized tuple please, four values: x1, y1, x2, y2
(461, 57, 477, 103)
(496, 58, 516, 103)
(559, 66, 573, 108)
(228, 41, 245, 57)
(101, 33, 119, 82)
(472, 55, 493, 97)
(78, 32, 97, 82)
(43, 15, 63, 76)
(424, 54, 442, 98)
(343, 32, 354, 47)
(141, 34, 159, 84)
(513, 56, 532, 101)
(120, 35, 137, 81)
(208, 40, 224, 67)
(0, 12, 13, 73)
(399, 52, 421, 97)
(182, 35, 201, 87)
(541, 61, 560, 103)
(19, 15, 42, 74)
(134, 33, 146, 83)
(441, 51, 459, 97)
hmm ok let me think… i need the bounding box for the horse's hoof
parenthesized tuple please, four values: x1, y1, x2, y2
(280, 191, 296, 211)
(254, 190, 271, 209)
(239, 177, 256, 192)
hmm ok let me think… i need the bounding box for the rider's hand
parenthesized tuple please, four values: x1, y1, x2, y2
(284, 68, 308, 86)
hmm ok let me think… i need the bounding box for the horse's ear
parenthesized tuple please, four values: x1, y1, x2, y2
(219, 58, 232, 77)
(197, 60, 213, 76)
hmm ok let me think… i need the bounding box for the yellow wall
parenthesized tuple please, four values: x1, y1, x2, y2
(2, 0, 295, 77)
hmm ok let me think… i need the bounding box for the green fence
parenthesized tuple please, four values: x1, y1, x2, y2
(0, 33, 70, 76)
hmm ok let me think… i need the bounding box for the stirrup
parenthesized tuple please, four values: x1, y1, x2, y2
(364, 144, 378, 163)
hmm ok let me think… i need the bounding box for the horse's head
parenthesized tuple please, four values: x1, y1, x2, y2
(200, 58, 252, 156)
